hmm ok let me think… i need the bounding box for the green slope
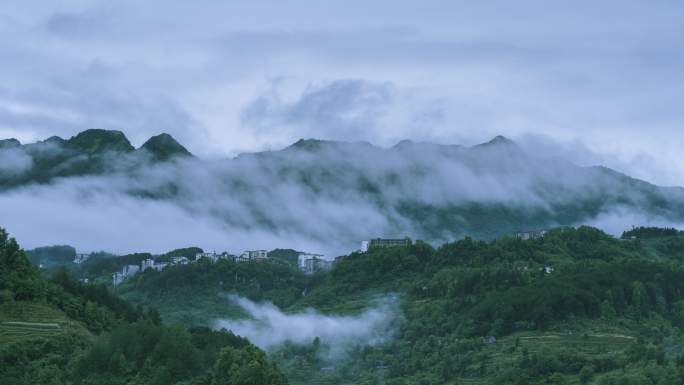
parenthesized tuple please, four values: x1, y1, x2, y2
(0, 227, 288, 385)
(117, 226, 684, 384)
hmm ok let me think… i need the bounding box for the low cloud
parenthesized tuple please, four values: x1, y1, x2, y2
(585, 206, 684, 237)
(1, 138, 684, 254)
(214, 294, 401, 360)
(0, 147, 32, 176)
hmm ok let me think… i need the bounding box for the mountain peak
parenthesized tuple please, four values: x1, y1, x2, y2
(0, 138, 21, 149)
(67, 129, 134, 154)
(140, 133, 192, 161)
(393, 139, 415, 148)
(481, 135, 516, 146)
(289, 138, 326, 150)
(284, 138, 377, 154)
(43, 136, 66, 145)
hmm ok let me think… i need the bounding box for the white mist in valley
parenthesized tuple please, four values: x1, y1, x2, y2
(214, 294, 401, 360)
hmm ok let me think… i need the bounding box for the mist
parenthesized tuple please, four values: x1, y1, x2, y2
(0, 147, 32, 176)
(1, 137, 684, 254)
(214, 295, 401, 360)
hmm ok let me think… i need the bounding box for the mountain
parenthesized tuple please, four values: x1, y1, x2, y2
(2, 130, 684, 247)
(66, 128, 135, 154)
(0, 129, 190, 190)
(0, 138, 21, 149)
(232, 135, 684, 241)
(139, 133, 192, 161)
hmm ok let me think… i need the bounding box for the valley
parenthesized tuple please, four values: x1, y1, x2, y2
(8, 225, 684, 384)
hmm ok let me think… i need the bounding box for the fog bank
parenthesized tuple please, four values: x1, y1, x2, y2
(214, 295, 401, 360)
(2, 138, 684, 254)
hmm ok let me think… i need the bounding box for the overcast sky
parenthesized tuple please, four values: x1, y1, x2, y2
(2, 1, 683, 185)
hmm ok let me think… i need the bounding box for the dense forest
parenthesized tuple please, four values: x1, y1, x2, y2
(0, 228, 288, 385)
(8, 225, 684, 384)
(110, 226, 684, 384)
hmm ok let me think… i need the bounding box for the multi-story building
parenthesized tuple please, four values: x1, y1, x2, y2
(170, 256, 190, 265)
(514, 230, 548, 240)
(195, 252, 220, 263)
(112, 272, 124, 286)
(73, 253, 90, 264)
(123, 264, 140, 277)
(240, 250, 268, 261)
(152, 262, 168, 271)
(113, 264, 140, 285)
(361, 238, 412, 252)
(298, 253, 331, 274)
(141, 258, 156, 271)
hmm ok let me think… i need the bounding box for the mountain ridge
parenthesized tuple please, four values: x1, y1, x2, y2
(2, 129, 684, 245)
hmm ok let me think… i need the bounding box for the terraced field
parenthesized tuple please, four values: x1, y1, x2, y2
(0, 321, 61, 342)
(452, 331, 636, 384)
(0, 301, 81, 344)
(488, 332, 632, 365)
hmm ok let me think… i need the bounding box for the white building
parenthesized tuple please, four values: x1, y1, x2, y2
(141, 258, 155, 271)
(298, 253, 331, 274)
(73, 253, 90, 264)
(152, 262, 168, 271)
(171, 256, 190, 265)
(112, 264, 140, 286)
(112, 272, 124, 286)
(195, 252, 221, 263)
(122, 264, 140, 277)
(515, 230, 548, 240)
(360, 238, 411, 252)
(240, 250, 268, 261)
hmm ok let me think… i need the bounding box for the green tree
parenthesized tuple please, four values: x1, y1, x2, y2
(631, 281, 647, 318)
(579, 365, 594, 385)
(212, 346, 288, 385)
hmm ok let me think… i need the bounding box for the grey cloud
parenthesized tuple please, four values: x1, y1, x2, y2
(44, 8, 117, 39)
(242, 80, 395, 140)
(0, 61, 203, 148)
(214, 27, 543, 69)
(0, 147, 32, 176)
(586, 206, 684, 238)
(1, 0, 683, 184)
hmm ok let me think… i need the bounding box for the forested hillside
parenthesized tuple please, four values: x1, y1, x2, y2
(4, 130, 684, 250)
(118, 226, 684, 384)
(0, 228, 287, 385)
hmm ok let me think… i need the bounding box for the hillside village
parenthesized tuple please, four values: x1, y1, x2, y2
(60, 232, 553, 286)
(41, 230, 553, 286)
(62, 237, 435, 286)
(112, 249, 285, 285)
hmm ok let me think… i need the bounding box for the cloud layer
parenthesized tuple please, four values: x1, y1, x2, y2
(1, 1, 683, 184)
(2, 138, 684, 255)
(214, 295, 401, 360)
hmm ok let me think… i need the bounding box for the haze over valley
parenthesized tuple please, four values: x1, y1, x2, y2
(3, 2, 684, 385)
